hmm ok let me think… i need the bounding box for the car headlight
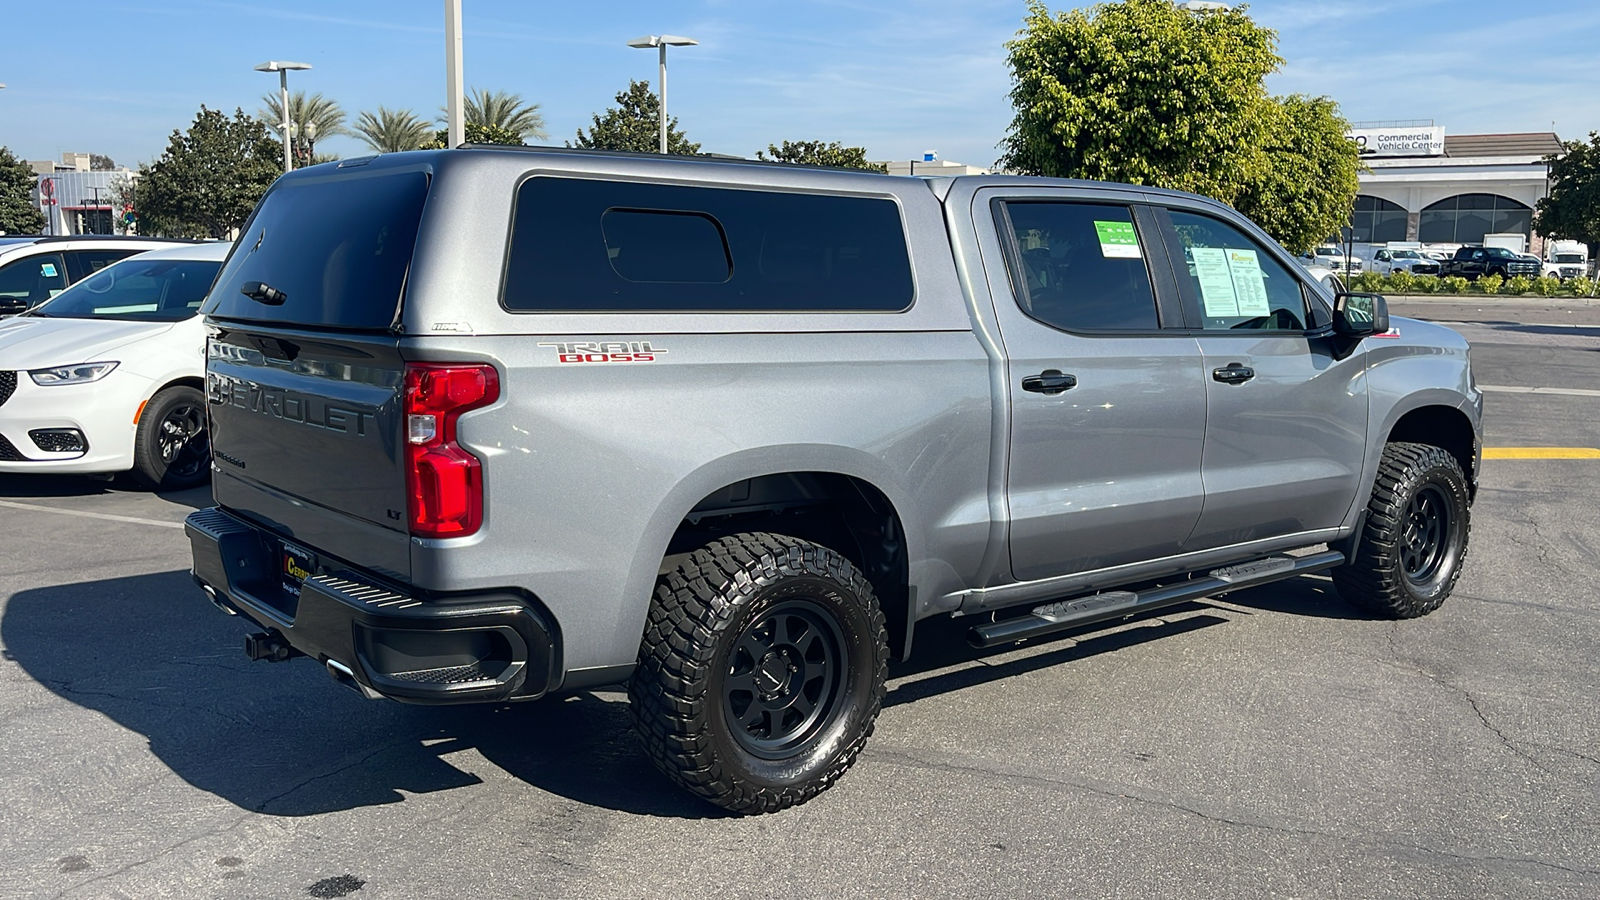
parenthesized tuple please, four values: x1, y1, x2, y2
(29, 361, 119, 386)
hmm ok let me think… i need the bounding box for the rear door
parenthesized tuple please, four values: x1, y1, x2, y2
(980, 192, 1208, 582)
(1153, 205, 1368, 551)
(202, 164, 432, 580)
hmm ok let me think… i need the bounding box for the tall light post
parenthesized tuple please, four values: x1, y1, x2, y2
(445, 0, 464, 148)
(626, 34, 698, 154)
(254, 60, 313, 174)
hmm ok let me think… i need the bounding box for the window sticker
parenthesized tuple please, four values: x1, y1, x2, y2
(40, 263, 58, 278)
(1093, 220, 1142, 258)
(1225, 249, 1271, 316)
(1191, 247, 1238, 316)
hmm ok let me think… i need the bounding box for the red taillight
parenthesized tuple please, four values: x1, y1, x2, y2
(404, 363, 499, 538)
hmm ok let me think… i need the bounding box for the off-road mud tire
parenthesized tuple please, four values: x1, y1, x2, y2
(629, 532, 888, 814)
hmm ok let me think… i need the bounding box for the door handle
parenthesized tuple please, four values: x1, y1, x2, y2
(1022, 370, 1078, 395)
(1212, 363, 1255, 385)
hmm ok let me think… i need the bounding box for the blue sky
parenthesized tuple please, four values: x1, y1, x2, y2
(4, 0, 1598, 170)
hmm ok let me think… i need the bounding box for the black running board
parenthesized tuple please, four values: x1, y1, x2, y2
(968, 550, 1345, 649)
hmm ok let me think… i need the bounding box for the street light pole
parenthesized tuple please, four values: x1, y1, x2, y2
(445, 0, 464, 148)
(254, 61, 313, 174)
(627, 35, 698, 154)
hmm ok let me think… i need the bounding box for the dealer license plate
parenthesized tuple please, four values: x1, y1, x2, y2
(281, 542, 317, 599)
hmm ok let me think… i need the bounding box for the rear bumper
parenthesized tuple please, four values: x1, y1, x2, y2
(186, 506, 558, 704)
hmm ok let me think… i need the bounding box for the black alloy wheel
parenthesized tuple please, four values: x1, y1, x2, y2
(1333, 442, 1470, 618)
(631, 532, 888, 814)
(158, 402, 209, 480)
(722, 599, 847, 760)
(130, 385, 212, 491)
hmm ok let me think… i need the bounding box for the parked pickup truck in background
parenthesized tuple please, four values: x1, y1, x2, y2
(1440, 245, 1540, 281)
(186, 147, 1481, 814)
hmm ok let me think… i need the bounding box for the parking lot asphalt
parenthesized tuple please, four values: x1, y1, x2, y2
(2, 314, 1598, 899)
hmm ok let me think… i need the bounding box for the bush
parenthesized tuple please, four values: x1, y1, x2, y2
(1504, 275, 1533, 295)
(1385, 270, 1415, 294)
(1534, 275, 1563, 297)
(1480, 274, 1504, 295)
(1410, 275, 1439, 293)
(1349, 271, 1385, 292)
(1569, 276, 1595, 296)
(1441, 275, 1470, 294)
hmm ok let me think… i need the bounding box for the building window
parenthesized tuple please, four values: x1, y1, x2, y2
(1349, 195, 1407, 243)
(1418, 194, 1532, 244)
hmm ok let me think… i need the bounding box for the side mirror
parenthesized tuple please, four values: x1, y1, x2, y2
(1333, 291, 1389, 337)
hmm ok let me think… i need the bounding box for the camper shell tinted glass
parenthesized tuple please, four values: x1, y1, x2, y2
(205, 169, 430, 330)
(501, 176, 914, 313)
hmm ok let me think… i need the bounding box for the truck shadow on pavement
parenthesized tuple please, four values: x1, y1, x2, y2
(1, 569, 722, 821)
(2, 570, 1370, 819)
(0, 473, 212, 509)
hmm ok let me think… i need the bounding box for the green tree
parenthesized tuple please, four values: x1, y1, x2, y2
(137, 106, 282, 239)
(428, 121, 528, 149)
(570, 80, 700, 154)
(999, 0, 1360, 253)
(1000, 0, 1278, 198)
(1535, 132, 1600, 251)
(756, 140, 886, 172)
(90, 153, 117, 171)
(0, 147, 46, 234)
(354, 106, 435, 153)
(1232, 95, 1362, 254)
(460, 88, 548, 142)
(258, 90, 347, 166)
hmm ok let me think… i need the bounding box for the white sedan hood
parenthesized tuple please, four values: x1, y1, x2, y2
(0, 315, 174, 370)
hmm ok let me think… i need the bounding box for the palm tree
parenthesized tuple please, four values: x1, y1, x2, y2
(441, 88, 548, 142)
(258, 90, 348, 164)
(354, 107, 435, 153)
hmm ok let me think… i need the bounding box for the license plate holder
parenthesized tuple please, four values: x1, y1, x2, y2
(281, 541, 317, 599)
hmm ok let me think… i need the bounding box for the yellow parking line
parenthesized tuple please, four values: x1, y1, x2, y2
(1483, 447, 1600, 460)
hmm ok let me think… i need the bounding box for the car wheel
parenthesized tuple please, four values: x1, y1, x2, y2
(1333, 442, 1470, 618)
(629, 532, 888, 814)
(130, 385, 211, 491)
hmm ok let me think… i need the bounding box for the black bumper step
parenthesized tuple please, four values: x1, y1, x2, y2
(969, 550, 1345, 649)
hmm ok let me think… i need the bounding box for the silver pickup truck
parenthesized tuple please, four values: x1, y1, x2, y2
(186, 147, 1480, 814)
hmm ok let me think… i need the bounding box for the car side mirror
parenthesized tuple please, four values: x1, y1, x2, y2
(1333, 291, 1389, 337)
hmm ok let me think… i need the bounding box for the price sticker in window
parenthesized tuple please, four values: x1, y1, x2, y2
(40, 263, 58, 278)
(1093, 220, 1142, 259)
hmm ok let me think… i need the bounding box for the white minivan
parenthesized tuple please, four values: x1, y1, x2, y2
(0, 242, 229, 488)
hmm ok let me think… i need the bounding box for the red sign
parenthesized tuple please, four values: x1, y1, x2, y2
(39, 178, 57, 206)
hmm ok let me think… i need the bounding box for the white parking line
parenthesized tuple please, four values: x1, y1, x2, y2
(1479, 384, 1600, 397)
(0, 499, 186, 529)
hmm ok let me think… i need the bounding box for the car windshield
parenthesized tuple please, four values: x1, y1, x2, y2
(1555, 253, 1584, 263)
(1393, 250, 1420, 259)
(1315, 247, 1339, 256)
(29, 257, 222, 321)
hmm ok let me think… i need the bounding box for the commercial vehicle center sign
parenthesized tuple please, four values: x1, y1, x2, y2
(1347, 126, 1446, 157)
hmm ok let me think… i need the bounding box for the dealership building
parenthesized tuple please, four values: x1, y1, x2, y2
(1345, 124, 1561, 252)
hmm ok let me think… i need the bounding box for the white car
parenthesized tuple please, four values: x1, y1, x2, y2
(1301, 245, 1364, 275)
(0, 242, 230, 489)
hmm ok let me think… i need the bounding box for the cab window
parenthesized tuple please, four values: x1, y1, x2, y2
(999, 201, 1159, 332)
(1161, 210, 1311, 332)
(0, 253, 68, 314)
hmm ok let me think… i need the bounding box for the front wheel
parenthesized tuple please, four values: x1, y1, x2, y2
(130, 385, 210, 491)
(629, 533, 888, 814)
(1333, 442, 1470, 618)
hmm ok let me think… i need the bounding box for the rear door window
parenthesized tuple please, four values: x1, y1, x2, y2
(998, 201, 1159, 332)
(205, 170, 430, 330)
(501, 177, 914, 313)
(64, 249, 139, 282)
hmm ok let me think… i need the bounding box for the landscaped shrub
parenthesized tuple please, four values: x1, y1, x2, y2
(1350, 272, 1385, 292)
(1410, 275, 1439, 293)
(1441, 275, 1470, 294)
(1480, 274, 1504, 295)
(1385, 270, 1415, 294)
(1504, 275, 1533, 295)
(1534, 275, 1563, 297)
(1569, 277, 1595, 296)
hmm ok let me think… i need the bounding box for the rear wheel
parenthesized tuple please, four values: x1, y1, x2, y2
(629, 532, 887, 814)
(130, 386, 210, 491)
(1333, 442, 1469, 618)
